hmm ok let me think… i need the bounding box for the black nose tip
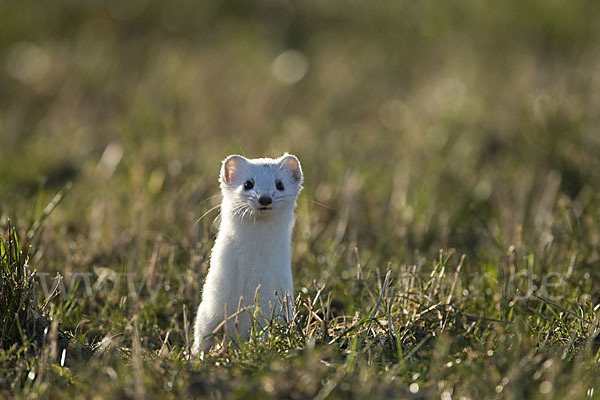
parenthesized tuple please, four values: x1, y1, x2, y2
(258, 196, 272, 206)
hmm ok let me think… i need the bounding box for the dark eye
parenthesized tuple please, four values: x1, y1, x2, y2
(243, 180, 254, 190)
(275, 180, 284, 191)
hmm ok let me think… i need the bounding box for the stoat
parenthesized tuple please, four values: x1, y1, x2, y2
(192, 153, 303, 354)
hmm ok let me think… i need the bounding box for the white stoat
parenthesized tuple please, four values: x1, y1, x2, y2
(191, 153, 303, 354)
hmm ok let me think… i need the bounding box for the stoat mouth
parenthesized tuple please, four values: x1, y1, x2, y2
(258, 207, 272, 211)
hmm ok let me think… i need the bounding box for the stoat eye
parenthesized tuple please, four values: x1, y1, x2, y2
(275, 179, 284, 191)
(243, 180, 254, 190)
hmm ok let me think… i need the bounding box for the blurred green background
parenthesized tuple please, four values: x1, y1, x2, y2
(2, 0, 600, 318)
(1, 1, 600, 397)
(2, 0, 600, 307)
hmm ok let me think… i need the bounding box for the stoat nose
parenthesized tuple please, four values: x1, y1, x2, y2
(258, 196, 272, 206)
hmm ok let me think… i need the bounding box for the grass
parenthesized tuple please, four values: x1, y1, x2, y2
(1, 0, 600, 398)
(1, 221, 40, 350)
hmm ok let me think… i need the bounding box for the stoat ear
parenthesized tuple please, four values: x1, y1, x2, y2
(221, 155, 246, 184)
(280, 154, 303, 184)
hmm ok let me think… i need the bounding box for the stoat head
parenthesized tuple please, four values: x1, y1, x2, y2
(219, 153, 303, 220)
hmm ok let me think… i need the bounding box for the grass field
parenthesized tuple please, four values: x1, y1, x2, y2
(1, 1, 600, 398)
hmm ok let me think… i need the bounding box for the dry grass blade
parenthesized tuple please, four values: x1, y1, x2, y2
(366, 269, 391, 335)
(446, 254, 465, 305)
(534, 294, 592, 325)
(27, 182, 72, 241)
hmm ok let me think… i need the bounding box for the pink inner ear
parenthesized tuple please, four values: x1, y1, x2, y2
(283, 156, 302, 182)
(222, 157, 239, 183)
(223, 167, 234, 183)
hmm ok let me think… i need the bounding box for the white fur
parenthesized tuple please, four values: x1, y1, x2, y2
(191, 153, 303, 354)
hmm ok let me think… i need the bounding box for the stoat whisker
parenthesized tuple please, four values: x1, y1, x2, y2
(195, 204, 222, 225)
(200, 193, 223, 203)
